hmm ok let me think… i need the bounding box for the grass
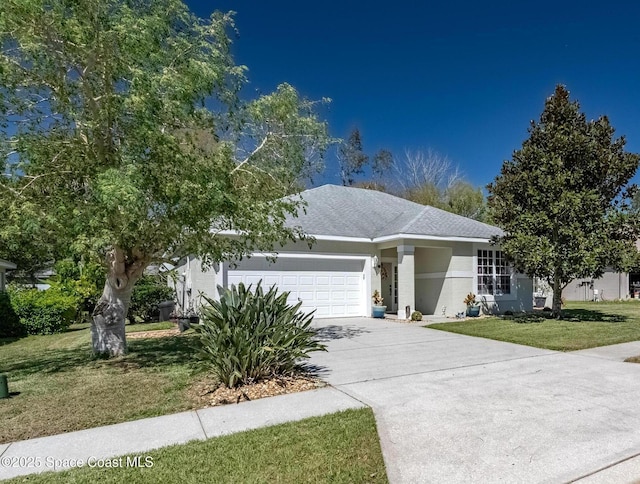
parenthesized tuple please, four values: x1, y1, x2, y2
(0, 323, 204, 444)
(5, 409, 387, 484)
(428, 300, 640, 351)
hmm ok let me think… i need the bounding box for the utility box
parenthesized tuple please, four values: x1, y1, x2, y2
(0, 375, 9, 399)
(158, 301, 175, 322)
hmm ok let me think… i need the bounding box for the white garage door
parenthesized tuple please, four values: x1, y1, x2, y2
(227, 257, 364, 318)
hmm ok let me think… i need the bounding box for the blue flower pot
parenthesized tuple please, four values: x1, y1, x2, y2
(466, 305, 481, 317)
(372, 306, 387, 318)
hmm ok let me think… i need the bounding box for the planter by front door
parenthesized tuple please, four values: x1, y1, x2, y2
(372, 305, 387, 318)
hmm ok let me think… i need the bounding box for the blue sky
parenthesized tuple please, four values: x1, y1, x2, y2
(187, 1, 640, 189)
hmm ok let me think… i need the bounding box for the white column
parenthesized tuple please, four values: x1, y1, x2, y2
(397, 244, 415, 319)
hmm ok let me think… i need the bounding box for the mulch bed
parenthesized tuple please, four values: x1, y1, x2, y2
(127, 328, 181, 339)
(189, 375, 326, 407)
(126, 327, 326, 406)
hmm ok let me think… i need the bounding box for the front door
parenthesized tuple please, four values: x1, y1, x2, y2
(380, 262, 398, 312)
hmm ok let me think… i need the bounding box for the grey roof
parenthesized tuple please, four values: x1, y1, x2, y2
(287, 185, 503, 240)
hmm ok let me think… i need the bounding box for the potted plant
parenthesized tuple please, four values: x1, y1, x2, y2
(464, 293, 481, 317)
(372, 290, 386, 318)
(533, 278, 550, 309)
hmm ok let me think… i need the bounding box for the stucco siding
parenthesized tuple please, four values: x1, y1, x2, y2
(563, 269, 629, 301)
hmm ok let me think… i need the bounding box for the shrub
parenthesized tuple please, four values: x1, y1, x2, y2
(8, 286, 77, 334)
(128, 275, 175, 323)
(196, 282, 326, 388)
(410, 310, 422, 321)
(0, 291, 23, 337)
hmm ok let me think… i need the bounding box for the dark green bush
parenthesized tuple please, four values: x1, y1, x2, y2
(196, 282, 326, 388)
(0, 291, 23, 337)
(8, 286, 77, 334)
(128, 275, 175, 323)
(411, 310, 422, 321)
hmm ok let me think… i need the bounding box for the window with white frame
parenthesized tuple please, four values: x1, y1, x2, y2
(477, 249, 511, 295)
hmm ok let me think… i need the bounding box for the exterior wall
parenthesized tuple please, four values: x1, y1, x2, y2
(563, 269, 629, 301)
(172, 255, 220, 314)
(175, 238, 534, 318)
(472, 243, 533, 315)
(484, 276, 534, 313)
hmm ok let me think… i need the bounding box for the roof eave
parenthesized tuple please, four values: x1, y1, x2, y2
(0, 259, 17, 270)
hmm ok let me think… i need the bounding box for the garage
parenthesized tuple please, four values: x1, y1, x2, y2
(226, 256, 365, 318)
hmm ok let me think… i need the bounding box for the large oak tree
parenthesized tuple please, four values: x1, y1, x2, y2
(0, 0, 330, 356)
(488, 85, 640, 317)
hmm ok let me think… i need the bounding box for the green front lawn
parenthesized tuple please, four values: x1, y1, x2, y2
(6, 409, 387, 484)
(0, 323, 203, 444)
(428, 301, 640, 351)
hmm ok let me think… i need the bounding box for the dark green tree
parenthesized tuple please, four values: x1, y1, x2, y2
(488, 85, 640, 317)
(338, 128, 369, 186)
(0, 0, 330, 356)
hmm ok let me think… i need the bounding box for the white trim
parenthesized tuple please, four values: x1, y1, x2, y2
(309, 234, 373, 243)
(214, 229, 495, 245)
(416, 271, 473, 279)
(244, 252, 370, 260)
(373, 234, 493, 244)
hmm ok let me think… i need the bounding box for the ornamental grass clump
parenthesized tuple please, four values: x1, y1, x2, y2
(196, 282, 326, 388)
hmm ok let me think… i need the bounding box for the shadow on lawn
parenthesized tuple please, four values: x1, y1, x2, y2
(562, 308, 628, 323)
(3, 335, 201, 378)
(125, 336, 201, 370)
(502, 309, 628, 324)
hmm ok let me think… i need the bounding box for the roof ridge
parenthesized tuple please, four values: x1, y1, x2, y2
(396, 206, 432, 234)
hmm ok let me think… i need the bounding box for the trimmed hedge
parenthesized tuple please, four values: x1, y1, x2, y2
(6, 286, 77, 335)
(128, 276, 175, 323)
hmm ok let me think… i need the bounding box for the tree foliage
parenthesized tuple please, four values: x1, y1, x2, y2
(394, 150, 486, 221)
(338, 128, 368, 186)
(488, 85, 640, 316)
(0, 0, 330, 356)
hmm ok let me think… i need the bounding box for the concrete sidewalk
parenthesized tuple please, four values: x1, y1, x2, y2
(0, 387, 364, 481)
(570, 340, 640, 361)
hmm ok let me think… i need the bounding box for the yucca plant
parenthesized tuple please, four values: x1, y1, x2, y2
(195, 282, 327, 388)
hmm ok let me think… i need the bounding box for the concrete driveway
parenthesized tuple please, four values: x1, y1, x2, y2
(310, 317, 640, 483)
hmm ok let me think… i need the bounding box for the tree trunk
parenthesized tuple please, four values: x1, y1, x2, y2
(91, 277, 134, 357)
(552, 274, 563, 319)
(91, 247, 147, 357)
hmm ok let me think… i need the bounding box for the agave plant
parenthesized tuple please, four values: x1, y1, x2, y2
(195, 281, 326, 388)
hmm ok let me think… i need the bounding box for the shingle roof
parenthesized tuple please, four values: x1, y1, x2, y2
(287, 185, 503, 240)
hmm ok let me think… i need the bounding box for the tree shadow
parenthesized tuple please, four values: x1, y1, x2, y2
(314, 325, 370, 342)
(562, 308, 628, 323)
(123, 335, 201, 371)
(0, 337, 22, 346)
(501, 309, 628, 324)
(2, 335, 202, 378)
(2, 344, 94, 376)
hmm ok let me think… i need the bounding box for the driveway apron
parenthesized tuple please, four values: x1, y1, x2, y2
(310, 318, 640, 483)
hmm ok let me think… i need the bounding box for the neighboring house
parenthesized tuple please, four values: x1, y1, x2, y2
(561, 269, 638, 302)
(560, 241, 640, 302)
(0, 259, 17, 291)
(175, 185, 533, 318)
